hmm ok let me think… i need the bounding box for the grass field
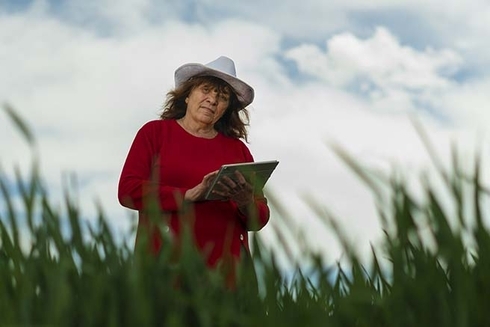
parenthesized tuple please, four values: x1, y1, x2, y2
(2, 105, 490, 326)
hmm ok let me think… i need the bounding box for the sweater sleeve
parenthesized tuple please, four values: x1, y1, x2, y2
(231, 195, 270, 231)
(118, 121, 186, 212)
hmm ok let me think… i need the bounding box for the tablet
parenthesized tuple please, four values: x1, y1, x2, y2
(204, 160, 279, 201)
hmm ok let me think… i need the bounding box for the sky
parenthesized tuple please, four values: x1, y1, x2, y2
(1, 0, 490, 269)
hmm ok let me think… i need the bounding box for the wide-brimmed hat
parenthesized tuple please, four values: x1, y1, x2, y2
(174, 56, 254, 107)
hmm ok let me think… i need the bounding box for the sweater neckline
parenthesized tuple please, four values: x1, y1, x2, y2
(172, 119, 220, 140)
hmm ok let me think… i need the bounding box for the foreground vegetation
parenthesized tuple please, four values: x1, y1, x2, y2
(1, 105, 490, 326)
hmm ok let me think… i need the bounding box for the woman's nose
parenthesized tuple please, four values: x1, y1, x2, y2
(207, 90, 219, 104)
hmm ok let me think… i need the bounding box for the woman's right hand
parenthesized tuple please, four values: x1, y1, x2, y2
(184, 170, 218, 202)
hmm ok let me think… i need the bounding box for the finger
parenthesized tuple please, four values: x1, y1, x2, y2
(203, 171, 218, 185)
(233, 171, 247, 186)
(204, 170, 218, 181)
(221, 176, 238, 189)
(216, 180, 233, 194)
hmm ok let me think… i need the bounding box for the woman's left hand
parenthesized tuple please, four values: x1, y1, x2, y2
(213, 170, 254, 208)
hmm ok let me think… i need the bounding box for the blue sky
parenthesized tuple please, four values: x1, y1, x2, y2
(1, 0, 490, 268)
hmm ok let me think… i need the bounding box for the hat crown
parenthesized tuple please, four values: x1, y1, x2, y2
(205, 56, 237, 77)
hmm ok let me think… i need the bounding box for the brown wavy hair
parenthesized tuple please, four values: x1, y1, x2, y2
(160, 76, 250, 141)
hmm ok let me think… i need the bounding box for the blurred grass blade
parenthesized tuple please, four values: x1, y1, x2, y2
(410, 115, 449, 184)
(0, 170, 19, 246)
(302, 194, 356, 263)
(328, 141, 386, 200)
(3, 103, 36, 147)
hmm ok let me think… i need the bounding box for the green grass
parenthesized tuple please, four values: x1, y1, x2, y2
(2, 104, 490, 326)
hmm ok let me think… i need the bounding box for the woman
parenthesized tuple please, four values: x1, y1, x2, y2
(118, 56, 270, 276)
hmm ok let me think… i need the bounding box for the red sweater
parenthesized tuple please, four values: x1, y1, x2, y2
(118, 119, 270, 266)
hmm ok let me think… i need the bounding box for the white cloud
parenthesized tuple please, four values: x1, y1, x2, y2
(441, 79, 490, 132)
(284, 27, 462, 116)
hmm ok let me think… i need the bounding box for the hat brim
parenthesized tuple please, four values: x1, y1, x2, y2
(174, 64, 254, 107)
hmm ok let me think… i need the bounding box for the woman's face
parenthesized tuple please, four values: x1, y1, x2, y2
(185, 82, 230, 126)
